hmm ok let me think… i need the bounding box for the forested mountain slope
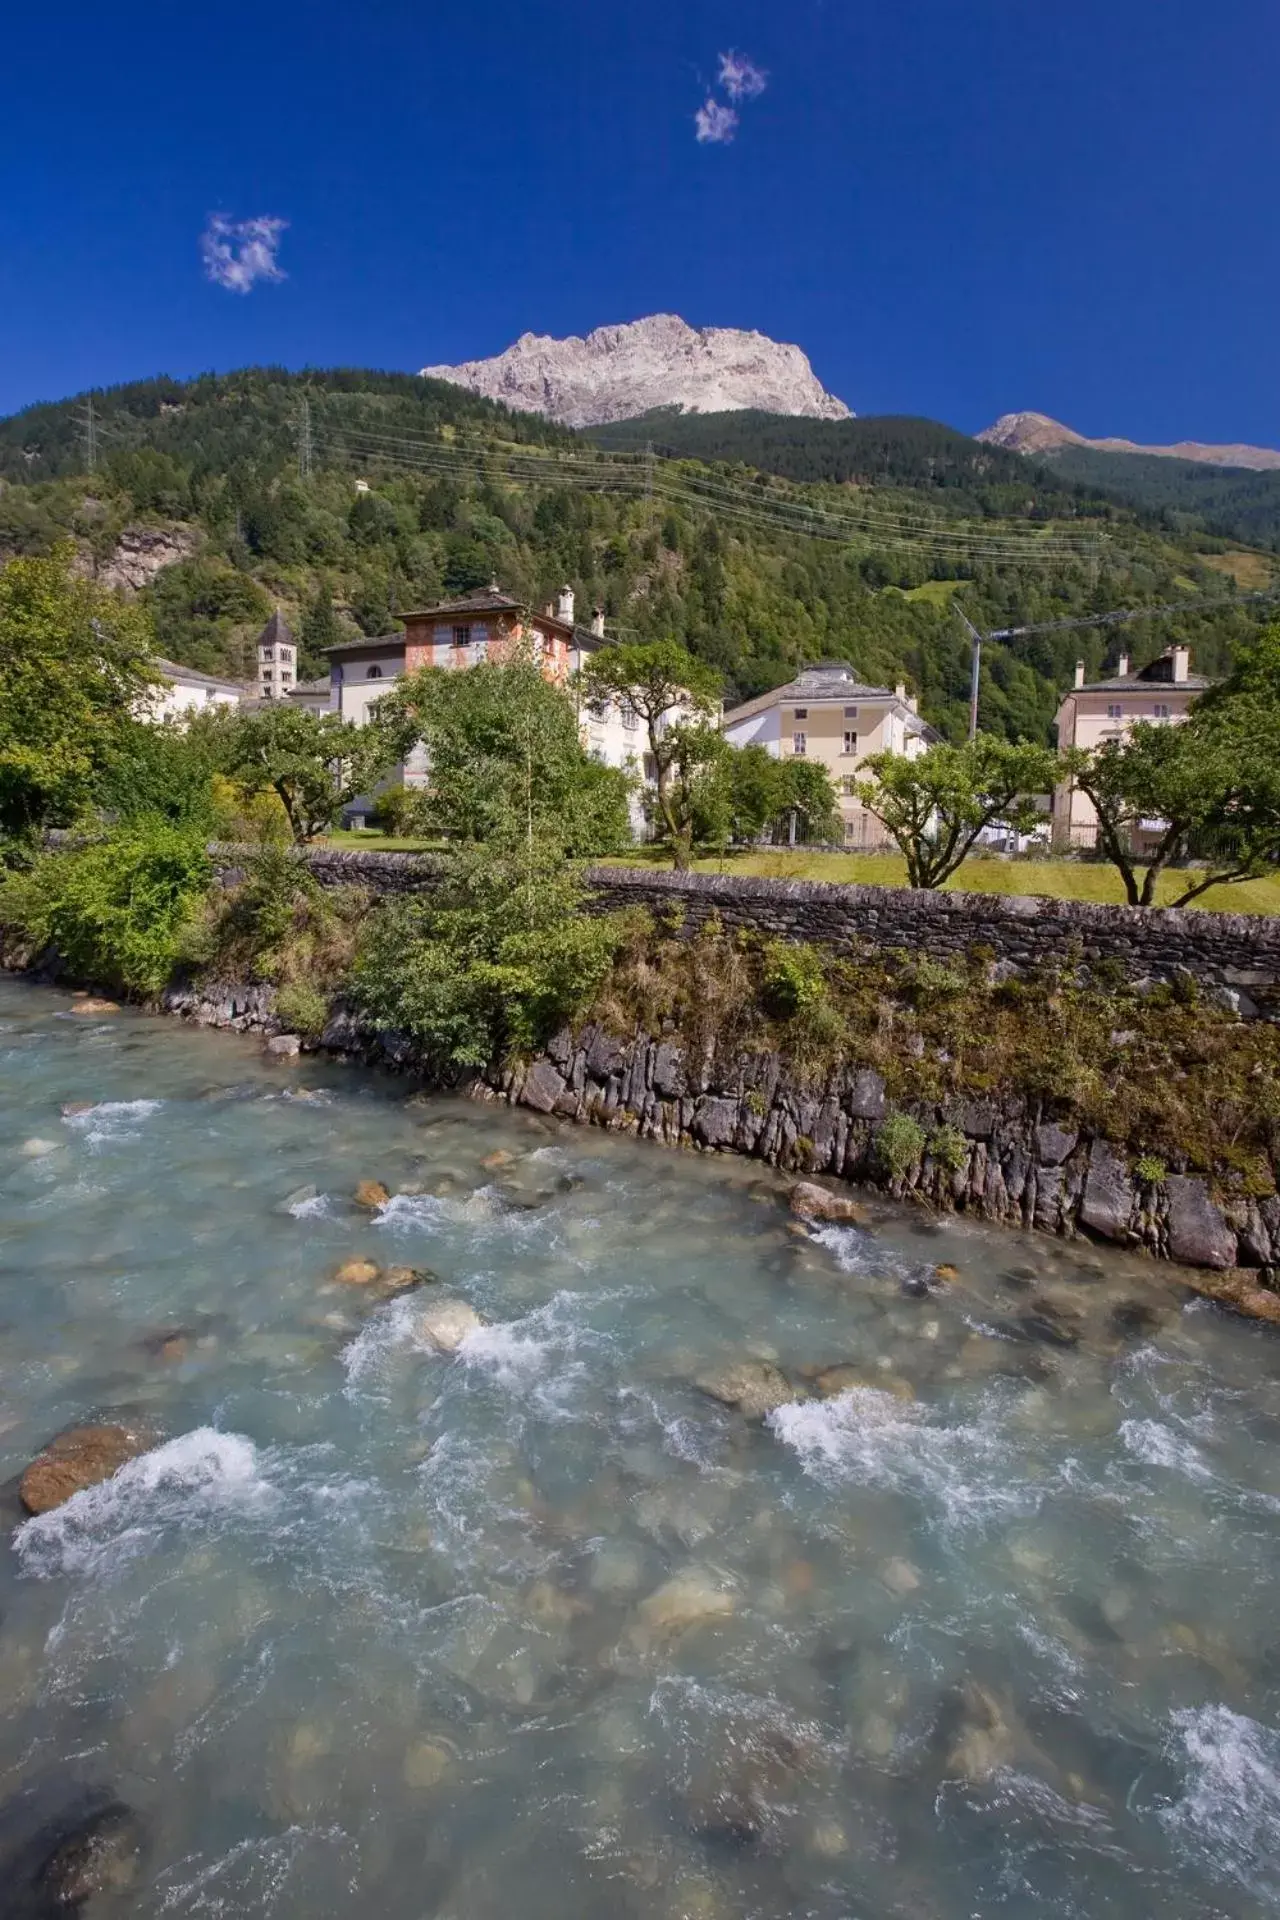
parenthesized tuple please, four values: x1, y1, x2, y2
(0, 368, 1273, 743)
(1042, 444, 1280, 551)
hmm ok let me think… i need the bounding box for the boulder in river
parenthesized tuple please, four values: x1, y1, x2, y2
(68, 998, 119, 1016)
(417, 1299, 484, 1353)
(34, 1799, 144, 1910)
(695, 1359, 795, 1419)
(333, 1258, 382, 1288)
(20, 1424, 151, 1516)
(353, 1179, 390, 1210)
(788, 1182, 869, 1226)
(383, 1265, 435, 1295)
(634, 1567, 737, 1642)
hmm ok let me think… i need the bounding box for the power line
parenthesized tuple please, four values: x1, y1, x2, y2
(80, 397, 97, 474)
(297, 397, 313, 479)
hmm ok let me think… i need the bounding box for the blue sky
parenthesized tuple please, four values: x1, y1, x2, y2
(1, 0, 1275, 442)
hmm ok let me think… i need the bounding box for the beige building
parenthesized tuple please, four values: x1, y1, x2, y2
(723, 663, 937, 846)
(1051, 644, 1209, 847)
(257, 611, 298, 699)
(138, 658, 246, 724)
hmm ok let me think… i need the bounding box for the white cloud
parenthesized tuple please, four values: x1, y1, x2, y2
(718, 51, 768, 102)
(200, 214, 288, 294)
(694, 97, 739, 144)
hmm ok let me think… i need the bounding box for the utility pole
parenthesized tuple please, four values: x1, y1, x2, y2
(297, 397, 313, 479)
(82, 397, 98, 475)
(954, 602, 983, 740)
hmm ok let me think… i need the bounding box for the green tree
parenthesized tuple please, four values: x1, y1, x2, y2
(374, 650, 632, 855)
(211, 705, 392, 843)
(299, 581, 342, 677)
(0, 546, 159, 846)
(855, 736, 1060, 889)
(774, 758, 841, 844)
(1068, 713, 1280, 908)
(581, 640, 722, 868)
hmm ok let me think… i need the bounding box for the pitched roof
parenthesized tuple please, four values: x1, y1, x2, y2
(256, 609, 296, 649)
(398, 587, 524, 620)
(286, 677, 332, 696)
(152, 656, 246, 694)
(1075, 673, 1211, 694)
(724, 664, 914, 729)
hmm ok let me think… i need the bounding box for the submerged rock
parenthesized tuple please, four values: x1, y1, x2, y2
(1186, 1268, 1280, 1326)
(417, 1299, 484, 1352)
(633, 1568, 737, 1642)
(34, 1800, 143, 1910)
(695, 1359, 795, 1419)
(19, 1423, 151, 1515)
(332, 1258, 382, 1288)
(68, 998, 119, 1016)
(353, 1179, 390, 1210)
(383, 1265, 435, 1295)
(788, 1182, 869, 1226)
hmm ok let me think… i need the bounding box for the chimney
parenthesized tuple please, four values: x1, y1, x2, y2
(1117, 651, 1130, 678)
(1074, 660, 1086, 688)
(894, 680, 907, 701)
(556, 584, 575, 626)
(1172, 643, 1190, 683)
(590, 606, 605, 638)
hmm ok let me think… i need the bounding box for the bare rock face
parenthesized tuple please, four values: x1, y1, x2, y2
(73, 524, 200, 594)
(20, 1424, 151, 1515)
(978, 410, 1280, 473)
(421, 315, 851, 427)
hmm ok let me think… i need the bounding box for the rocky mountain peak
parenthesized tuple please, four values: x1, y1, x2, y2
(420, 315, 852, 427)
(979, 410, 1280, 473)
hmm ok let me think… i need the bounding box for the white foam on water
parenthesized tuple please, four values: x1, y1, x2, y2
(1119, 1418, 1214, 1481)
(287, 1192, 333, 1219)
(340, 1293, 424, 1390)
(1161, 1704, 1280, 1900)
(455, 1288, 609, 1417)
(458, 1320, 552, 1388)
(14, 1428, 274, 1580)
(767, 1386, 1031, 1528)
(62, 1097, 164, 1145)
(373, 1191, 451, 1230)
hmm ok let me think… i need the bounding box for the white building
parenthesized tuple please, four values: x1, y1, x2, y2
(257, 611, 298, 699)
(139, 658, 246, 724)
(723, 662, 937, 846)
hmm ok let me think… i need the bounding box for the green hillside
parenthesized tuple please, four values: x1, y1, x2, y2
(0, 367, 1273, 742)
(1041, 443, 1280, 551)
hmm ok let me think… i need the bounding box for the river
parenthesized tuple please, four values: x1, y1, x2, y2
(1, 977, 1279, 1918)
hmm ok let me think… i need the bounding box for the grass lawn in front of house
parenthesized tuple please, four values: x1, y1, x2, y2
(610, 847, 1280, 914)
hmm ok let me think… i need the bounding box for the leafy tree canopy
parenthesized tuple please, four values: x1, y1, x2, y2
(855, 736, 1060, 889)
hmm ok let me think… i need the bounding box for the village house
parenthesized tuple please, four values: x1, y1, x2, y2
(284, 676, 335, 716)
(324, 584, 653, 795)
(722, 663, 938, 846)
(1051, 643, 1209, 848)
(138, 658, 246, 723)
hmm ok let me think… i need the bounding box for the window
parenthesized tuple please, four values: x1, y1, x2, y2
(452, 625, 471, 648)
(366, 665, 383, 679)
(843, 705, 859, 719)
(792, 731, 807, 756)
(620, 700, 638, 731)
(1153, 702, 1171, 719)
(843, 730, 858, 756)
(792, 707, 808, 720)
(1107, 702, 1123, 718)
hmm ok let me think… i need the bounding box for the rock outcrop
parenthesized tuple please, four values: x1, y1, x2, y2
(73, 524, 200, 593)
(978, 411, 1280, 474)
(20, 1423, 151, 1515)
(420, 315, 851, 426)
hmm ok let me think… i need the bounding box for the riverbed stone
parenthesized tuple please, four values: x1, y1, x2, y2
(69, 997, 120, 1015)
(417, 1298, 483, 1352)
(333, 1258, 382, 1287)
(695, 1359, 795, 1418)
(634, 1567, 737, 1640)
(264, 1032, 301, 1058)
(1079, 1141, 1134, 1242)
(1166, 1175, 1236, 1270)
(353, 1179, 390, 1210)
(20, 1422, 151, 1514)
(788, 1181, 869, 1225)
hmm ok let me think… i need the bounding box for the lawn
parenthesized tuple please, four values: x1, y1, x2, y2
(613, 848, 1280, 914)
(317, 832, 1280, 913)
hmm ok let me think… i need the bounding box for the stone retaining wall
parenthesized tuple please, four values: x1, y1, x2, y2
(216, 847, 1280, 1004)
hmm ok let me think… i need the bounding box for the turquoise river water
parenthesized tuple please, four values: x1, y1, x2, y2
(2, 977, 1279, 1918)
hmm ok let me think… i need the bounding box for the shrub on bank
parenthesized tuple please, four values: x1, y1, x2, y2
(0, 821, 212, 994)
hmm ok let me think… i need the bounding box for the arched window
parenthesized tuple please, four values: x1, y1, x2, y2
(366, 664, 383, 679)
